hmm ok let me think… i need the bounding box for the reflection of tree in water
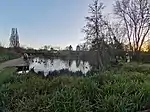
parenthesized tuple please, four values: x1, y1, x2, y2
(63, 60, 68, 67)
(50, 58, 54, 66)
(68, 59, 73, 67)
(44, 59, 49, 68)
(76, 59, 81, 68)
(82, 60, 85, 69)
(79, 60, 86, 71)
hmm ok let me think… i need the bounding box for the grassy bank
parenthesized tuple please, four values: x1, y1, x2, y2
(0, 48, 20, 63)
(1, 64, 150, 112)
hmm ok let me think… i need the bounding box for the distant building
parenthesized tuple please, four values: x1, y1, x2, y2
(9, 28, 20, 48)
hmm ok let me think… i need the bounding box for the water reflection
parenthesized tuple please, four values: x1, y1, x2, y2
(29, 58, 91, 76)
(68, 60, 73, 67)
(50, 58, 54, 65)
(76, 59, 80, 68)
(44, 58, 49, 68)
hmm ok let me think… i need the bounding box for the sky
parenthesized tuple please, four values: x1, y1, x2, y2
(0, 0, 114, 49)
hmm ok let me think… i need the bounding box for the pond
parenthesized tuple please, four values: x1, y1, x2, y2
(29, 57, 92, 76)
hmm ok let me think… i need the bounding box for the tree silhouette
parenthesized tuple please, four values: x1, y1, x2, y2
(69, 45, 73, 51)
(83, 0, 106, 70)
(76, 45, 80, 51)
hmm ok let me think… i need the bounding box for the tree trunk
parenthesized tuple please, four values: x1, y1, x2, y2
(97, 49, 104, 71)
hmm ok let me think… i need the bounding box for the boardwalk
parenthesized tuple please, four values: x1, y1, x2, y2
(0, 58, 29, 70)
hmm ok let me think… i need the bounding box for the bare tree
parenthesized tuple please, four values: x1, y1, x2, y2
(112, 23, 127, 44)
(106, 21, 127, 43)
(114, 0, 150, 52)
(0, 42, 5, 47)
(101, 18, 127, 51)
(79, 43, 89, 51)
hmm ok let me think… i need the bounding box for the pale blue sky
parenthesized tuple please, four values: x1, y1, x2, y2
(0, 0, 113, 49)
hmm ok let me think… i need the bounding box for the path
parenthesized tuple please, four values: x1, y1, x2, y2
(0, 58, 28, 70)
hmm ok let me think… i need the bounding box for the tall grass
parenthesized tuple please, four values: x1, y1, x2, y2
(1, 64, 150, 111)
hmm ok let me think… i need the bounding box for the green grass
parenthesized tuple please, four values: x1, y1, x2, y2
(0, 68, 16, 86)
(1, 64, 150, 112)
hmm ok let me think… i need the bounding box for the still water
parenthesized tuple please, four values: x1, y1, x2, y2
(29, 57, 92, 76)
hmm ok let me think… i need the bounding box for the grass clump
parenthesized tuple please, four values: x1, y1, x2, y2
(1, 64, 150, 112)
